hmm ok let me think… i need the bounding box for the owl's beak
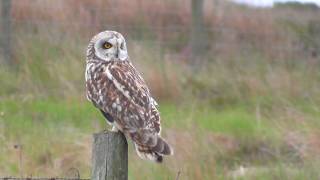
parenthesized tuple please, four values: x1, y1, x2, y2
(116, 40, 120, 59)
(117, 39, 128, 61)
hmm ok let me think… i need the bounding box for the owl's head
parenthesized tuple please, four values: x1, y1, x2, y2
(87, 31, 128, 61)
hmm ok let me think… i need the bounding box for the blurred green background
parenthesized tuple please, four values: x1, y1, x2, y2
(1, 0, 320, 179)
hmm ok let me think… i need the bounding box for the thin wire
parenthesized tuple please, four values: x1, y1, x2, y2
(0, 178, 90, 180)
(4, 18, 290, 39)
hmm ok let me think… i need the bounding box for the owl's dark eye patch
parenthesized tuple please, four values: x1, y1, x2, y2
(102, 42, 112, 49)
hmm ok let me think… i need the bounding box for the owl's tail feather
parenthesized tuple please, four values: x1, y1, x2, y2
(151, 136, 173, 155)
(131, 132, 173, 163)
(134, 145, 163, 163)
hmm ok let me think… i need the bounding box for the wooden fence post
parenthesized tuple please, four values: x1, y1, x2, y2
(92, 132, 128, 180)
(190, 0, 208, 70)
(0, 0, 12, 66)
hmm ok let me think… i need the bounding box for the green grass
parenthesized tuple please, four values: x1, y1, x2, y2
(1, 96, 319, 179)
(161, 103, 273, 138)
(1, 22, 320, 179)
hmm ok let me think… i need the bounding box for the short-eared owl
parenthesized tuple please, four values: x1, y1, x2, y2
(85, 31, 173, 162)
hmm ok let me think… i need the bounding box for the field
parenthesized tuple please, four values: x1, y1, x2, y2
(1, 0, 320, 179)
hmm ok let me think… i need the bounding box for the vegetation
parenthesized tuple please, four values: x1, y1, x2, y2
(1, 0, 320, 179)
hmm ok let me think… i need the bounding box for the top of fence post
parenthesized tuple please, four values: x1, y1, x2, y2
(91, 132, 128, 180)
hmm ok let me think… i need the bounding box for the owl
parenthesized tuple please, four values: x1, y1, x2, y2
(85, 30, 173, 162)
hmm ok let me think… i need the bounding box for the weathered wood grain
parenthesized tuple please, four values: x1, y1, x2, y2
(91, 132, 128, 180)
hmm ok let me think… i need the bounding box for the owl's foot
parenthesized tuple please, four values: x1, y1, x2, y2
(101, 129, 109, 134)
(99, 125, 118, 133)
(111, 125, 119, 132)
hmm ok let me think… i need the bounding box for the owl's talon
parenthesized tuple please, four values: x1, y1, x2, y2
(111, 126, 119, 132)
(100, 129, 109, 134)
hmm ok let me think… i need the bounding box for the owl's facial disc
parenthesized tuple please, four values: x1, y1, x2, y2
(93, 31, 128, 61)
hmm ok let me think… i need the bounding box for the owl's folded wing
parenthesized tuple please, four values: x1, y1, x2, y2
(86, 61, 161, 134)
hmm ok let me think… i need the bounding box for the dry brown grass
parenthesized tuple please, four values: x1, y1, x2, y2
(9, 0, 320, 63)
(1, 0, 320, 179)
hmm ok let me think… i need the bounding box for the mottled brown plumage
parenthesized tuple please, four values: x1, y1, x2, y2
(85, 31, 173, 162)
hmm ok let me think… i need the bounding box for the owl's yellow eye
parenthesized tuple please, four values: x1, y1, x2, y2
(103, 42, 112, 49)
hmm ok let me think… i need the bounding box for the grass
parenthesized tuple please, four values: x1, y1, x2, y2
(1, 1, 320, 179)
(1, 36, 320, 178)
(1, 96, 320, 179)
(1, 35, 320, 178)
